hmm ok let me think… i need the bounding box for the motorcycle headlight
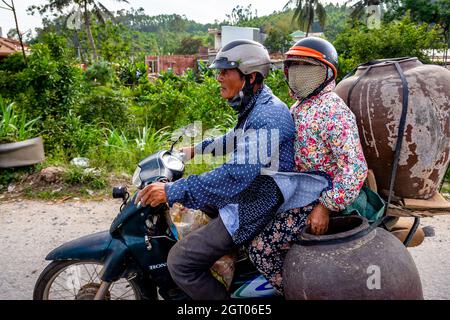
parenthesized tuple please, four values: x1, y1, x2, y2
(132, 167, 142, 188)
(161, 153, 184, 172)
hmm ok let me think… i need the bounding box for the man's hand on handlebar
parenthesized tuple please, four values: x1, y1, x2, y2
(135, 182, 167, 207)
(134, 146, 195, 207)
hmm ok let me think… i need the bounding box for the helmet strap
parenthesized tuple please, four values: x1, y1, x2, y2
(227, 75, 254, 112)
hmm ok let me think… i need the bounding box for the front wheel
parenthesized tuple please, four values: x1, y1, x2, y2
(33, 260, 144, 300)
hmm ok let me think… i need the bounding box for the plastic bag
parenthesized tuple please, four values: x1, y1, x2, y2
(210, 253, 237, 290)
(166, 203, 210, 240)
(166, 203, 236, 290)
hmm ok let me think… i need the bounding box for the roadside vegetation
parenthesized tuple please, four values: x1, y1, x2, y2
(1, 0, 449, 200)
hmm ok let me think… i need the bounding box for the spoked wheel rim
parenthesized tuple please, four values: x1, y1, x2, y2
(42, 262, 139, 300)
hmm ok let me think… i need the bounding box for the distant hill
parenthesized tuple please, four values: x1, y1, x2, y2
(113, 3, 348, 38)
(30, 4, 349, 58)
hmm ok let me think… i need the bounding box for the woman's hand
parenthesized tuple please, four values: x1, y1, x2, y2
(306, 203, 330, 235)
(135, 182, 167, 207)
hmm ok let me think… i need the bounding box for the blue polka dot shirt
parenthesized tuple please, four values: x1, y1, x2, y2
(165, 85, 296, 244)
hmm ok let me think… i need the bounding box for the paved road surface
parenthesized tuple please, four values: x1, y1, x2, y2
(0, 199, 448, 300)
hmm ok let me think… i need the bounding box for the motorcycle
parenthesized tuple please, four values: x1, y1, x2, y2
(33, 127, 282, 300)
(33, 125, 421, 300)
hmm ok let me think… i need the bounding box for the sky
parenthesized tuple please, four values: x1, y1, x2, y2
(0, 0, 345, 37)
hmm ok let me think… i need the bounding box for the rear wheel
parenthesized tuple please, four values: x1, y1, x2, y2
(33, 261, 144, 300)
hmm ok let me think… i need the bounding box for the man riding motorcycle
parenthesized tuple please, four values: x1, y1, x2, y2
(135, 39, 329, 300)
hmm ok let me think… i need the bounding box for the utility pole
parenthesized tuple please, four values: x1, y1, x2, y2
(0, 0, 28, 65)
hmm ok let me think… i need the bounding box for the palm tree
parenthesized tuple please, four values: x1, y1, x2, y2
(284, 0, 327, 37)
(29, 0, 129, 61)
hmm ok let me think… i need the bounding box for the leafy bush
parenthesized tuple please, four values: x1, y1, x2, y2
(37, 111, 103, 162)
(77, 86, 131, 129)
(195, 60, 215, 82)
(0, 53, 28, 102)
(174, 36, 204, 54)
(58, 111, 103, 159)
(117, 60, 149, 86)
(2, 34, 84, 154)
(264, 28, 293, 54)
(0, 52, 27, 73)
(131, 72, 233, 130)
(84, 60, 117, 85)
(334, 17, 446, 81)
(15, 34, 82, 120)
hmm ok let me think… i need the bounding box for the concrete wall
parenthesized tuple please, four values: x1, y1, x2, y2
(146, 55, 197, 75)
(221, 26, 261, 47)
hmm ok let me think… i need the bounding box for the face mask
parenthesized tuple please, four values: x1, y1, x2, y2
(288, 62, 327, 100)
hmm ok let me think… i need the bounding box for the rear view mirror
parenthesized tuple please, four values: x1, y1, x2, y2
(169, 123, 201, 152)
(183, 123, 200, 138)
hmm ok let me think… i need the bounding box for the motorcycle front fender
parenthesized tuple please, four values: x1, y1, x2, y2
(45, 230, 112, 261)
(45, 231, 132, 282)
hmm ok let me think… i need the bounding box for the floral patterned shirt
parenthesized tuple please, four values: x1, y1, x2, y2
(291, 81, 368, 211)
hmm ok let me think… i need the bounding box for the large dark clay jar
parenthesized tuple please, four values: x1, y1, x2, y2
(283, 216, 423, 300)
(335, 58, 450, 199)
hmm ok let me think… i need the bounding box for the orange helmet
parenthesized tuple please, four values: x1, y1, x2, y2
(284, 37, 338, 79)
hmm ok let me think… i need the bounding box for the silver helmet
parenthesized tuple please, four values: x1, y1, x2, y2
(210, 39, 271, 77)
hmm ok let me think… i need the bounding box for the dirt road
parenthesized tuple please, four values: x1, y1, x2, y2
(0, 199, 449, 300)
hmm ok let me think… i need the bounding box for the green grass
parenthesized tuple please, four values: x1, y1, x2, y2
(0, 96, 40, 143)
